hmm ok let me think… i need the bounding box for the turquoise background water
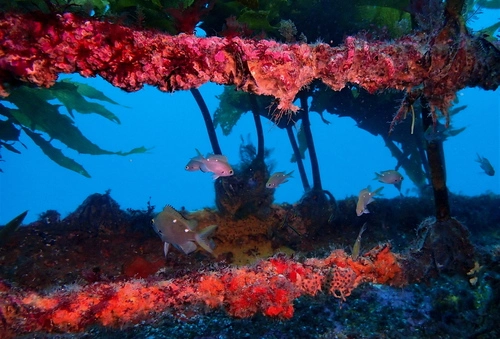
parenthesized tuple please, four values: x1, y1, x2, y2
(0, 12, 499, 225)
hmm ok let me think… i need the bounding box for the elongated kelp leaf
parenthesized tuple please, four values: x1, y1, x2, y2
(61, 79, 120, 105)
(22, 128, 91, 178)
(1, 80, 148, 176)
(6, 89, 147, 156)
(214, 85, 273, 136)
(0, 210, 28, 246)
(291, 123, 308, 163)
(0, 142, 21, 154)
(0, 118, 20, 142)
(50, 82, 121, 123)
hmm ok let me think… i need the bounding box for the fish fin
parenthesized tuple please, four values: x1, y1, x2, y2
(394, 181, 402, 192)
(363, 208, 370, 214)
(359, 222, 367, 236)
(163, 242, 170, 257)
(163, 205, 196, 229)
(178, 241, 197, 254)
(163, 205, 186, 221)
(199, 163, 209, 173)
(372, 186, 384, 195)
(186, 219, 198, 231)
(212, 174, 220, 180)
(195, 148, 204, 158)
(195, 225, 218, 254)
(207, 154, 229, 162)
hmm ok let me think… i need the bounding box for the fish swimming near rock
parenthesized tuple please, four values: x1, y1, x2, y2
(374, 170, 404, 192)
(356, 186, 384, 216)
(351, 223, 367, 261)
(185, 149, 234, 179)
(476, 154, 495, 176)
(152, 205, 217, 257)
(266, 171, 294, 188)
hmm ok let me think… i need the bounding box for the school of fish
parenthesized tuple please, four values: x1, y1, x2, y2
(152, 147, 495, 257)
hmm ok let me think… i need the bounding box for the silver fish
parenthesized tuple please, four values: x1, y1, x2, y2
(203, 154, 234, 179)
(356, 186, 384, 216)
(185, 149, 234, 179)
(266, 171, 294, 188)
(476, 154, 495, 176)
(152, 205, 217, 257)
(185, 158, 204, 172)
(185, 150, 207, 172)
(351, 223, 367, 261)
(374, 170, 404, 191)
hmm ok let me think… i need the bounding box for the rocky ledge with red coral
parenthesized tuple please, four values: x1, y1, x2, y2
(1, 192, 499, 337)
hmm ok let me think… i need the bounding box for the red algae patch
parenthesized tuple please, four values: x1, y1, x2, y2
(0, 245, 407, 337)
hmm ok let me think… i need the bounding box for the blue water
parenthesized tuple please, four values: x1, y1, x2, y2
(0, 8, 499, 226)
(1, 80, 498, 225)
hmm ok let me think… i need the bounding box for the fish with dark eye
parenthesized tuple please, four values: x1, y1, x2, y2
(185, 151, 206, 172)
(374, 170, 404, 192)
(185, 149, 234, 179)
(152, 205, 217, 257)
(203, 154, 234, 179)
(266, 171, 294, 188)
(476, 154, 495, 176)
(356, 186, 384, 216)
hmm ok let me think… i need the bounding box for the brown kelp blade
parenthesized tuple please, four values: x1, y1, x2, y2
(0, 210, 28, 246)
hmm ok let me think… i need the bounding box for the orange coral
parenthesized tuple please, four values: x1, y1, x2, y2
(0, 245, 407, 338)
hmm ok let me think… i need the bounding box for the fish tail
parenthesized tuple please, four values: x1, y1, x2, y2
(287, 170, 295, 177)
(195, 225, 218, 254)
(373, 186, 384, 196)
(373, 172, 380, 180)
(359, 222, 367, 237)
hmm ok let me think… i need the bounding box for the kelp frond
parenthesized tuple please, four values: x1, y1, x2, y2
(0, 81, 148, 177)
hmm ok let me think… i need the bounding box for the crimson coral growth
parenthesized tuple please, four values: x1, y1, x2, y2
(0, 245, 405, 338)
(1, 12, 496, 121)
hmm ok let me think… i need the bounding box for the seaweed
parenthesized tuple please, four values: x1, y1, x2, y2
(0, 210, 27, 246)
(0, 81, 148, 176)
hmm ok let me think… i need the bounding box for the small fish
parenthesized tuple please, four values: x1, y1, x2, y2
(203, 154, 234, 179)
(374, 170, 404, 192)
(356, 186, 384, 216)
(152, 205, 217, 257)
(185, 150, 206, 172)
(476, 154, 495, 176)
(266, 171, 294, 188)
(185, 149, 234, 179)
(185, 159, 204, 172)
(351, 223, 367, 261)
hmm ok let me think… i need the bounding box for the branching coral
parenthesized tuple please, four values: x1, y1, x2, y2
(0, 245, 405, 337)
(0, 12, 498, 122)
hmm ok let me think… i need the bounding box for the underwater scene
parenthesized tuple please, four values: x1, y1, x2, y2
(0, 0, 499, 338)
